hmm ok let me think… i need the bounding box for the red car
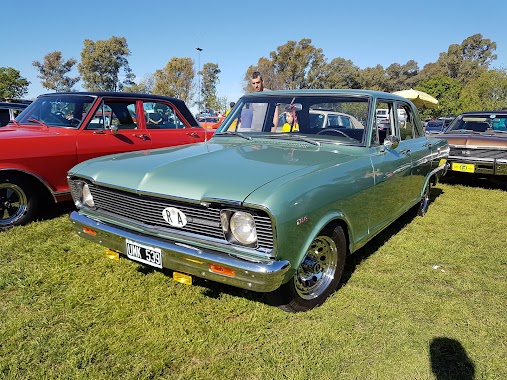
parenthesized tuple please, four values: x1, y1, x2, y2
(197, 116, 224, 129)
(0, 92, 213, 229)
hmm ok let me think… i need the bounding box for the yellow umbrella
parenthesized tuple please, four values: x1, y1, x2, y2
(392, 89, 439, 109)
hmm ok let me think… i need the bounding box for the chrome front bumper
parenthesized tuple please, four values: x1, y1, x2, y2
(69, 211, 291, 292)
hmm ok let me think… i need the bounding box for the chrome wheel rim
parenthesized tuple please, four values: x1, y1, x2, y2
(0, 182, 28, 226)
(294, 235, 338, 300)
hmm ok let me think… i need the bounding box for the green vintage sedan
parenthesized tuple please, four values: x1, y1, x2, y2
(68, 90, 448, 312)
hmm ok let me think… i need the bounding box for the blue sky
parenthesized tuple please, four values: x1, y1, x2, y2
(3, 0, 507, 108)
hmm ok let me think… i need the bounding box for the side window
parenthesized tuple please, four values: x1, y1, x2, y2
(397, 103, 420, 141)
(328, 114, 339, 127)
(0, 109, 9, 127)
(86, 100, 138, 130)
(143, 102, 187, 129)
(372, 100, 395, 145)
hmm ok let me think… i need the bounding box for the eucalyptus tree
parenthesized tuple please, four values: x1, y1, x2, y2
(460, 69, 507, 111)
(200, 62, 221, 111)
(152, 57, 195, 103)
(78, 36, 135, 92)
(32, 51, 79, 92)
(0, 67, 29, 100)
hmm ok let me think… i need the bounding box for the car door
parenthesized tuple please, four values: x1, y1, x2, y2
(76, 98, 152, 163)
(368, 100, 414, 233)
(395, 102, 432, 205)
(142, 101, 207, 148)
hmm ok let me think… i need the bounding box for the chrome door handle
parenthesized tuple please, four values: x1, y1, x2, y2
(400, 149, 411, 155)
(133, 134, 149, 140)
(187, 132, 200, 138)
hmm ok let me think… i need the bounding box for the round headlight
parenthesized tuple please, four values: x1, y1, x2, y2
(229, 211, 257, 245)
(82, 183, 95, 208)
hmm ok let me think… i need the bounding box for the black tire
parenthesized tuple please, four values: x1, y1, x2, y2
(0, 176, 39, 229)
(266, 226, 347, 312)
(417, 180, 431, 216)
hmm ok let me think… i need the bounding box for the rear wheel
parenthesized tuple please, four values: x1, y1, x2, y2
(0, 177, 39, 230)
(267, 226, 347, 312)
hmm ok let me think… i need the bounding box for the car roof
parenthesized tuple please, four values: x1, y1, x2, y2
(241, 89, 410, 102)
(0, 102, 29, 109)
(458, 110, 507, 116)
(37, 92, 187, 106)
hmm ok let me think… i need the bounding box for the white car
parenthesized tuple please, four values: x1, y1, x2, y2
(309, 110, 364, 129)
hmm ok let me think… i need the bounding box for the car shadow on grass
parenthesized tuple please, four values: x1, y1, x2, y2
(441, 172, 507, 191)
(40, 200, 76, 222)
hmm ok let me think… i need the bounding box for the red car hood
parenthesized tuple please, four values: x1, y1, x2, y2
(0, 125, 67, 138)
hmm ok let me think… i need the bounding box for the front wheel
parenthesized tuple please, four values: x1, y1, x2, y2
(267, 226, 347, 312)
(0, 177, 39, 230)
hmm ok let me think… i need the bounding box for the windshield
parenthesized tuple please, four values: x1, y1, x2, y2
(17, 95, 96, 128)
(216, 94, 369, 145)
(426, 121, 444, 131)
(446, 114, 507, 133)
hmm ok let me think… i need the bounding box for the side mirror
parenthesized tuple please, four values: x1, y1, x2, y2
(383, 135, 400, 150)
(110, 125, 119, 135)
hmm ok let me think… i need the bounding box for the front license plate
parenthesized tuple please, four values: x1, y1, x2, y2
(451, 162, 475, 173)
(126, 239, 162, 268)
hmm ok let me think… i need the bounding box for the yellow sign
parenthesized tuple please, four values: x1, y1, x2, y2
(173, 272, 192, 285)
(451, 162, 475, 173)
(105, 248, 120, 261)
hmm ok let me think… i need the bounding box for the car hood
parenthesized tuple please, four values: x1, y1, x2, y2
(69, 139, 359, 203)
(0, 124, 66, 138)
(441, 133, 507, 148)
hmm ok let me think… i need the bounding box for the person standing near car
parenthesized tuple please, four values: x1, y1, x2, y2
(251, 71, 269, 93)
(225, 102, 235, 117)
(250, 72, 272, 131)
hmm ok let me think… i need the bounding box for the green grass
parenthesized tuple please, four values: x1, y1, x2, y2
(1, 180, 506, 379)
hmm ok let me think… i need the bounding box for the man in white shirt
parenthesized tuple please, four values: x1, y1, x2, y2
(250, 72, 270, 131)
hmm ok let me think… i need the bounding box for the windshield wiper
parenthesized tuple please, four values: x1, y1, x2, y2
(215, 131, 253, 141)
(27, 119, 49, 129)
(264, 133, 320, 146)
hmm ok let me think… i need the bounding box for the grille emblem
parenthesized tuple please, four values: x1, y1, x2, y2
(162, 207, 187, 228)
(461, 150, 471, 155)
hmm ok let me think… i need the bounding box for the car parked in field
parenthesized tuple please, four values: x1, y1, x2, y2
(68, 89, 448, 312)
(308, 109, 364, 130)
(438, 111, 507, 176)
(0, 101, 29, 127)
(0, 92, 212, 230)
(197, 115, 224, 129)
(425, 120, 445, 134)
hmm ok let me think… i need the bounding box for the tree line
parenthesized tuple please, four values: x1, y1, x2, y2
(1, 33, 506, 117)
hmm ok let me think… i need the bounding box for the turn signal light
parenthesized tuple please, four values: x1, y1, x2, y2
(83, 227, 96, 236)
(209, 264, 236, 277)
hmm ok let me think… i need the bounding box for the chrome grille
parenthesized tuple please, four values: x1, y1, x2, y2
(449, 147, 507, 160)
(78, 183, 274, 250)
